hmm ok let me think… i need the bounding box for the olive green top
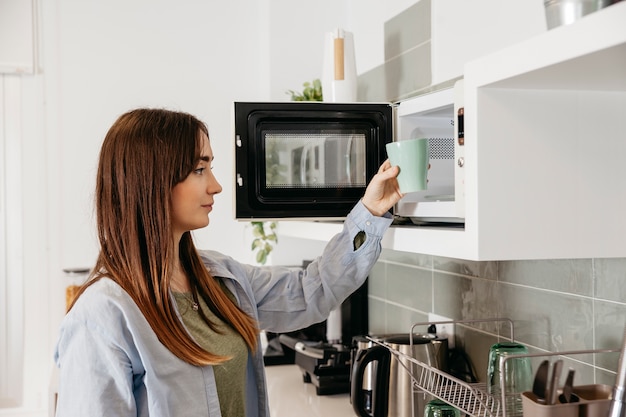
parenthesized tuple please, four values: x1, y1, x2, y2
(173, 285, 248, 417)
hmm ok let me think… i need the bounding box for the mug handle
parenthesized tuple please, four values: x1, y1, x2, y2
(351, 345, 391, 417)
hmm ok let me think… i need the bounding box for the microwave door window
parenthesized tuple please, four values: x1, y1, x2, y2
(350, 134, 366, 186)
(264, 134, 289, 187)
(323, 134, 366, 187)
(263, 133, 322, 188)
(263, 132, 366, 189)
(299, 141, 324, 186)
(326, 134, 366, 186)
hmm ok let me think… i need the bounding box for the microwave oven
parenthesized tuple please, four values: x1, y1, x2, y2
(233, 80, 464, 223)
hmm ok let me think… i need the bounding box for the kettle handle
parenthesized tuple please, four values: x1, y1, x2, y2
(351, 345, 391, 417)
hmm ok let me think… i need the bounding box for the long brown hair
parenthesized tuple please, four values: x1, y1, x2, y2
(71, 108, 258, 365)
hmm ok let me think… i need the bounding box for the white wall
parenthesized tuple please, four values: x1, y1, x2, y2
(51, 0, 275, 269)
(3, 0, 420, 414)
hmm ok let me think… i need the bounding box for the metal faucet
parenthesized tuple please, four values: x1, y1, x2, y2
(609, 326, 626, 417)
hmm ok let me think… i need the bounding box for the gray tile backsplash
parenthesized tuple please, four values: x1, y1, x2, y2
(499, 259, 594, 295)
(386, 262, 432, 311)
(357, 0, 432, 102)
(368, 249, 626, 384)
(595, 258, 626, 302)
(358, 44, 432, 103)
(383, 0, 431, 61)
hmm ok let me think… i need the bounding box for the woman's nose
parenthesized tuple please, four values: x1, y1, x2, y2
(208, 173, 222, 195)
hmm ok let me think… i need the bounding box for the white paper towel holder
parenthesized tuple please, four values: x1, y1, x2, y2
(322, 28, 357, 102)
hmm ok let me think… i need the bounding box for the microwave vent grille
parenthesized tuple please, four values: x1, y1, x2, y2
(428, 137, 454, 160)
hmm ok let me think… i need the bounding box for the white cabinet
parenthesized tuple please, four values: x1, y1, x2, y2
(279, 2, 626, 261)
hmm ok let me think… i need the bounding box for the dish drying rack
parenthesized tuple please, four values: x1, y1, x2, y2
(368, 318, 620, 417)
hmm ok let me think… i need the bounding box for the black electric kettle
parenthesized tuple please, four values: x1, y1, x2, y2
(351, 335, 386, 414)
(351, 334, 447, 417)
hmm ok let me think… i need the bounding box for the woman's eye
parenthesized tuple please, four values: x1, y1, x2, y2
(194, 167, 205, 175)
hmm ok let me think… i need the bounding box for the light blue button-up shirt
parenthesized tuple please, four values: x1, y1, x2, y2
(54, 202, 392, 416)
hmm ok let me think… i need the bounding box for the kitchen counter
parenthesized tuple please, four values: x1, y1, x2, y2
(50, 362, 354, 416)
(265, 364, 355, 416)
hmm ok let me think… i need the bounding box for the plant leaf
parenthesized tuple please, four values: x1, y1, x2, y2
(256, 250, 267, 264)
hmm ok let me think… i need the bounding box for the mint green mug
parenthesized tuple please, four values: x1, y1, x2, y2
(385, 138, 429, 194)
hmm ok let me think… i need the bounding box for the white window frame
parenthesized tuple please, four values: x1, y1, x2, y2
(0, 75, 24, 407)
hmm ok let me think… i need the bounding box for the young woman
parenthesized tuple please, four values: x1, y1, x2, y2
(54, 108, 403, 417)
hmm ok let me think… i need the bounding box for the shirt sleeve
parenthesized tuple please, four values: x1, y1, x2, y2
(54, 310, 138, 416)
(246, 200, 393, 332)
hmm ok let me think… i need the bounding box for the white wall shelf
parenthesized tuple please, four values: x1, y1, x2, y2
(278, 2, 626, 261)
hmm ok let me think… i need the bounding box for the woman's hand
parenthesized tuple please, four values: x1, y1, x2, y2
(361, 159, 404, 217)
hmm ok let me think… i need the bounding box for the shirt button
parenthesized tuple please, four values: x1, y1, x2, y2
(366, 221, 371, 226)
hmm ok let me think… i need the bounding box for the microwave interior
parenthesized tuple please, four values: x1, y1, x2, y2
(234, 102, 392, 220)
(394, 99, 464, 225)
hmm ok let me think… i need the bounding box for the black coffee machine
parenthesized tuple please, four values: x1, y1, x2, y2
(271, 266, 369, 395)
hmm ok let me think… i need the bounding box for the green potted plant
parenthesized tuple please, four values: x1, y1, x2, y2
(287, 79, 323, 102)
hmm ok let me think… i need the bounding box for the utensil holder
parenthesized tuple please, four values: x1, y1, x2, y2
(522, 385, 612, 417)
(575, 384, 612, 417)
(522, 391, 579, 417)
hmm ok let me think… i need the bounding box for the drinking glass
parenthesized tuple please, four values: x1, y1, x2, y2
(487, 342, 533, 416)
(423, 399, 461, 417)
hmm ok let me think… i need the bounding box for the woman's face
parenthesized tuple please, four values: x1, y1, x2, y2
(170, 133, 222, 239)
